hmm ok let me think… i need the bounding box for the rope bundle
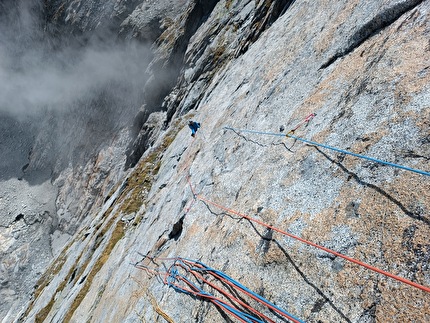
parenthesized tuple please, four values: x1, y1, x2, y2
(135, 256, 304, 323)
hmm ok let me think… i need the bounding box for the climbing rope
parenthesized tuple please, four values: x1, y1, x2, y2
(287, 113, 316, 135)
(178, 121, 430, 292)
(134, 116, 429, 323)
(135, 256, 304, 323)
(224, 127, 430, 177)
(186, 180, 430, 293)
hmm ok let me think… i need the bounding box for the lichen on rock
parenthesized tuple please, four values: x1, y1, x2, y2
(4, 0, 430, 322)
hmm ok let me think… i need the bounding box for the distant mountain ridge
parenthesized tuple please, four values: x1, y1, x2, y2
(1, 1, 429, 322)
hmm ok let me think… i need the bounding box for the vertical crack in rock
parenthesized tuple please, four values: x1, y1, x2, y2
(320, 0, 425, 69)
(146, 0, 221, 110)
(125, 0, 220, 169)
(273, 241, 352, 322)
(235, 0, 297, 57)
(9, 0, 430, 321)
(314, 147, 430, 226)
(164, 0, 298, 127)
(246, 220, 351, 321)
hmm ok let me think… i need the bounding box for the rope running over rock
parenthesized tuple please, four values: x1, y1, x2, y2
(187, 179, 430, 293)
(224, 126, 430, 177)
(135, 256, 304, 323)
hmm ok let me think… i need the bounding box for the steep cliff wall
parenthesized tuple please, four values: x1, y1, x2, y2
(0, 1, 151, 319)
(5, 0, 430, 322)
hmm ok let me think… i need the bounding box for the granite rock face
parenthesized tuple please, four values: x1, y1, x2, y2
(0, 0, 153, 319)
(4, 0, 430, 322)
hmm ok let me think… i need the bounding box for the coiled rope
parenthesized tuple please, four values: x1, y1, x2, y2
(224, 127, 430, 177)
(135, 256, 304, 323)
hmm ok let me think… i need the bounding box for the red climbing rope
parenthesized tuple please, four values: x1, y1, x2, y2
(187, 181, 430, 294)
(287, 112, 316, 135)
(180, 114, 430, 293)
(135, 256, 303, 322)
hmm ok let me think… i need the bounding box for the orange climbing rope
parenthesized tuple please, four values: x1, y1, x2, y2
(179, 114, 430, 293)
(287, 113, 316, 135)
(187, 180, 430, 293)
(135, 256, 304, 322)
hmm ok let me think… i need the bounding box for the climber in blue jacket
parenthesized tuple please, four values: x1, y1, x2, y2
(188, 120, 201, 137)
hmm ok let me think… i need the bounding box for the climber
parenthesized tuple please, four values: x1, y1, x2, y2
(188, 120, 201, 137)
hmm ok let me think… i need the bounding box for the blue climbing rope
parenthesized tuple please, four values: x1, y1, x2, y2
(139, 256, 305, 322)
(165, 259, 269, 323)
(224, 127, 430, 177)
(191, 260, 305, 323)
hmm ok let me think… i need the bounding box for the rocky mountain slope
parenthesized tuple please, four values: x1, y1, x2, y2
(1, 0, 429, 322)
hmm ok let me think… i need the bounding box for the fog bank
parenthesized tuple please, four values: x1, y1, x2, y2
(0, 0, 152, 180)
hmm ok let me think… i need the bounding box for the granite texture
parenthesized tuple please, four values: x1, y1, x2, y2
(4, 0, 430, 322)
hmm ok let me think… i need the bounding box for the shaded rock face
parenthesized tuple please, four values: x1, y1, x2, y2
(3, 0, 430, 322)
(0, 0, 154, 320)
